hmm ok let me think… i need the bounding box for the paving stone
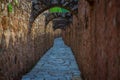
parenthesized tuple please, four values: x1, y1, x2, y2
(22, 37, 81, 80)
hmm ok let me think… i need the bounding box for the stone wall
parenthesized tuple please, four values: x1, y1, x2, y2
(0, 0, 58, 80)
(62, 0, 120, 80)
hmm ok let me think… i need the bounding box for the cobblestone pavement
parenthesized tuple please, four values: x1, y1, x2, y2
(22, 37, 81, 80)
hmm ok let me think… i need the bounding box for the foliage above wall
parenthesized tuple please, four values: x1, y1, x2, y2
(49, 7, 69, 13)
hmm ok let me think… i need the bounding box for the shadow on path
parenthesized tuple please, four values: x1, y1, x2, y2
(22, 37, 81, 80)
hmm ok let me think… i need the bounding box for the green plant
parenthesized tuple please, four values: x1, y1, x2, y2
(8, 3, 13, 12)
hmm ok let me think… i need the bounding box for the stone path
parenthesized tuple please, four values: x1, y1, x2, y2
(22, 37, 81, 80)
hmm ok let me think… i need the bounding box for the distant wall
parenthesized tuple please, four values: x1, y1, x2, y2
(62, 0, 120, 80)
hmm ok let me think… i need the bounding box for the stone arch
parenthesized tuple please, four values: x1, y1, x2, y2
(44, 12, 72, 28)
(28, 0, 78, 32)
(52, 17, 71, 31)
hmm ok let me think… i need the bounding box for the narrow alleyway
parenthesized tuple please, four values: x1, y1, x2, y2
(22, 37, 81, 80)
(0, 0, 119, 80)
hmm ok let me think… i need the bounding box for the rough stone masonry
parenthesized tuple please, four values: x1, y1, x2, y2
(62, 0, 120, 80)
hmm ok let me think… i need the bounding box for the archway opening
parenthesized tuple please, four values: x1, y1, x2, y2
(28, 0, 78, 32)
(22, 1, 82, 79)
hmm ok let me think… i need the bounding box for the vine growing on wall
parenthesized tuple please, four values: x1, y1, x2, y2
(8, 0, 19, 13)
(0, 0, 19, 14)
(0, 0, 31, 16)
(8, 3, 13, 12)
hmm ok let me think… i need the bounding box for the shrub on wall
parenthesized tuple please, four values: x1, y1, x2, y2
(7, 3, 13, 13)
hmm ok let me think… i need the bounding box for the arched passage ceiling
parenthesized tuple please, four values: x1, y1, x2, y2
(52, 17, 71, 31)
(44, 12, 72, 28)
(28, 0, 78, 32)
